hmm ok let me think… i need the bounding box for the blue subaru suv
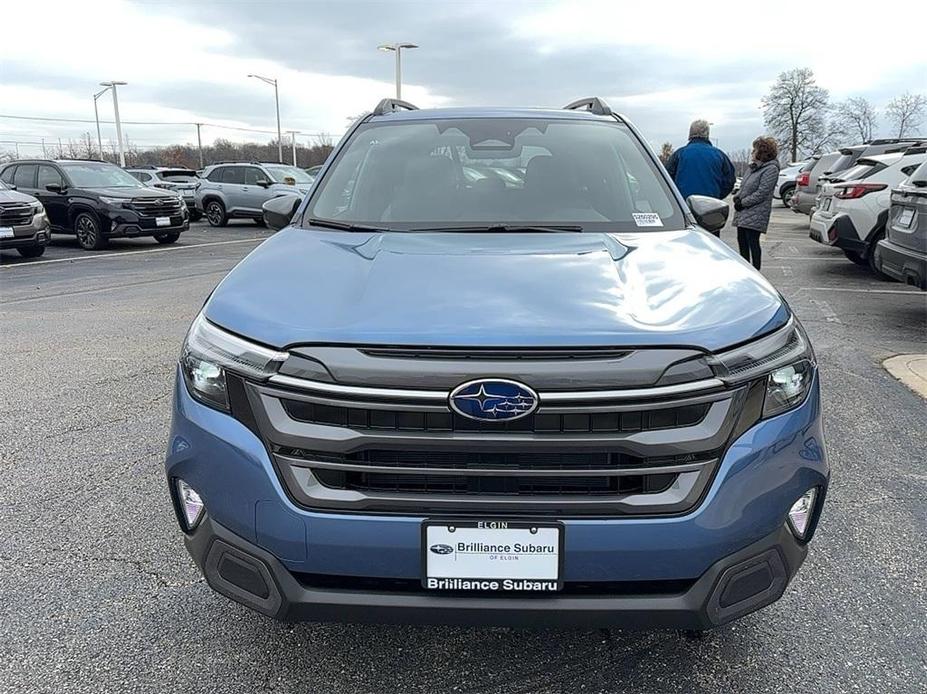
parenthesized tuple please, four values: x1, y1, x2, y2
(166, 98, 828, 629)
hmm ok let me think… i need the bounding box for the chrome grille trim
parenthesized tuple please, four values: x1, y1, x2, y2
(266, 373, 726, 403)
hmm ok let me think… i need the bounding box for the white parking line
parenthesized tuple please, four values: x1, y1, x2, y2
(801, 286, 925, 295)
(0, 237, 266, 270)
(810, 299, 843, 323)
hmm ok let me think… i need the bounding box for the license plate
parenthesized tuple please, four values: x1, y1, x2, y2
(423, 520, 562, 592)
(898, 207, 915, 228)
(0, 227, 13, 239)
(156, 217, 171, 227)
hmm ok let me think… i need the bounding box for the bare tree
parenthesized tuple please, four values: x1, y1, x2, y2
(833, 97, 878, 143)
(658, 142, 674, 165)
(885, 92, 927, 138)
(762, 68, 831, 162)
(727, 148, 752, 177)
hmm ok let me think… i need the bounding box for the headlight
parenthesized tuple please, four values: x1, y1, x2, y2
(180, 313, 287, 411)
(709, 317, 815, 419)
(30, 201, 45, 214)
(99, 196, 125, 207)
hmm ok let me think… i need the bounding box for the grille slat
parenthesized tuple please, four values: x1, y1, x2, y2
(281, 399, 710, 434)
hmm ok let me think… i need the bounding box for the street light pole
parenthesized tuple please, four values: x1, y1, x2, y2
(377, 43, 418, 100)
(286, 130, 300, 166)
(93, 87, 110, 160)
(195, 123, 204, 168)
(100, 81, 127, 166)
(248, 74, 282, 163)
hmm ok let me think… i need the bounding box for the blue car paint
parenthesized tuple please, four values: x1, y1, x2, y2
(205, 228, 789, 351)
(167, 367, 827, 581)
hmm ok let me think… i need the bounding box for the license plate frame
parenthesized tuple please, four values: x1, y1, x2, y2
(156, 216, 171, 227)
(0, 227, 13, 239)
(422, 519, 564, 592)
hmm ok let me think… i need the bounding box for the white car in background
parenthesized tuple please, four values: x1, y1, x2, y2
(772, 161, 806, 207)
(810, 147, 926, 274)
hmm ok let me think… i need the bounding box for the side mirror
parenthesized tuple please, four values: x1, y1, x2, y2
(262, 194, 301, 231)
(255, 179, 271, 188)
(687, 195, 729, 233)
(45, 183, 64, 193)
(7, 184, 16, 191)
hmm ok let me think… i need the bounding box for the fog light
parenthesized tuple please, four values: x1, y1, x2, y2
(787, 488, 817, 540)
(176, 478, 205, 530)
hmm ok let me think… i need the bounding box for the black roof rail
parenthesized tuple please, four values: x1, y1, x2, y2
(372, 98, 419, 116)
(869, 137, 925, 145)
(563, 97, 613, 116)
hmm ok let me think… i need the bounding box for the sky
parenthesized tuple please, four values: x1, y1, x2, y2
(1, 0, 925, 159)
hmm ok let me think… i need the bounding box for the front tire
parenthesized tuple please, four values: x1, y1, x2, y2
(780, 185, 795, 207)
(17, 245, 46, 258)
(155, 232, 180, 245)
(74, 212, 107, 250)
(205, 200, 228, 227)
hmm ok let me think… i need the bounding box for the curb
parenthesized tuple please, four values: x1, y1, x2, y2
(882, 354, 927, 399)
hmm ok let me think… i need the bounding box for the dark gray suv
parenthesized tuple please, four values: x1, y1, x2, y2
(877, 159, 927, 289)
(195, 162, 313, 227)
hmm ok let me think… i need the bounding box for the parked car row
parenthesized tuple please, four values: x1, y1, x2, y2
(0, 159, 190, 253)
(0, 157, 323, 259)
(787, 138, 926, 290)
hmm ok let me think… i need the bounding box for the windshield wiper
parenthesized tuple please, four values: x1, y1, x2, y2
(306, 218, 393, 233)
(413, 224, 584, 233)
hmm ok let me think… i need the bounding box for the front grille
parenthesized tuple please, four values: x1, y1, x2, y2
(233, 349, 762, 517)
(129, 197, 182, 216)
(0, 202, 33, 226)
(281, 399, 710, 433)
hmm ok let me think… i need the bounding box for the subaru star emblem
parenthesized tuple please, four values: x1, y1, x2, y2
(430, 544, 454, 555)
(449, 379, 539, 422)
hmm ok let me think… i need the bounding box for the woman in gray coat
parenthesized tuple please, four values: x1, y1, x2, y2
(732, 136, 780, 269)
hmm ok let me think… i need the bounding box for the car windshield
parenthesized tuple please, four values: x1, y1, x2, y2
(264, 165, 313, 184)
(306, 118, 685, 232)
(61, 162, 144, 188)
(0, 180, 8, 190)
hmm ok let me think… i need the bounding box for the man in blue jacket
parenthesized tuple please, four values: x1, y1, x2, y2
(665, 120, 736, 229)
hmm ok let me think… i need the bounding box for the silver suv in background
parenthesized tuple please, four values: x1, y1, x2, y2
(876, 158, 927, 289)
(195, 162, 313, 227)
(0, 179, 50, 258)
(127, 167, 202, 220)
(791, 154, 839, 216)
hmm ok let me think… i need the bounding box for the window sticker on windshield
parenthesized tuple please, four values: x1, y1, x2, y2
(632, 213, 663, 227)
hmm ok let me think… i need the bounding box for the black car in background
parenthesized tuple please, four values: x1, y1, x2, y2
(0, 160, 190, 250)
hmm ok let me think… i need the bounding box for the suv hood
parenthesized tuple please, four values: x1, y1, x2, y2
(0, 188, 37, 204)
(205, 228, 788, 352)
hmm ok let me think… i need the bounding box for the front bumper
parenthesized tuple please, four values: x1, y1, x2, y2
(108, 216, 189, 238)
(876, 238, 926, 290)
(0, 213, 50, 249)
(185, 512, 808, 629)
(166, 368, 829, 627)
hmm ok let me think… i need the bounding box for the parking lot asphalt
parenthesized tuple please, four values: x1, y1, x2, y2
(1, 211, 926, 694)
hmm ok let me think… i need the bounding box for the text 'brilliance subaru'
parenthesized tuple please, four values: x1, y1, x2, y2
(166, 98, 828, 630)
